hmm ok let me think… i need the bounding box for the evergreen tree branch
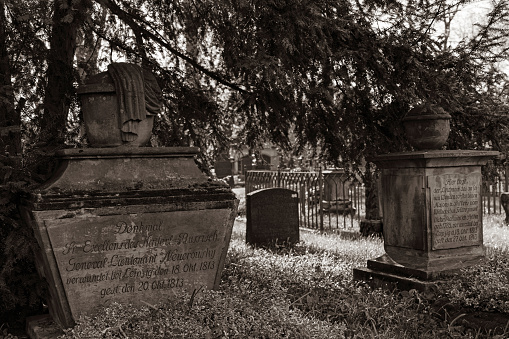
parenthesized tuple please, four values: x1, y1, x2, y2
(94, 0, 249, 94)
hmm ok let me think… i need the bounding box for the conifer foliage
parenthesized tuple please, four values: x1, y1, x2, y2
(1, 0, 509, 327)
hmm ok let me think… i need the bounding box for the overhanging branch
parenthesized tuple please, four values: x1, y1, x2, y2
(94, 0, 249, 94)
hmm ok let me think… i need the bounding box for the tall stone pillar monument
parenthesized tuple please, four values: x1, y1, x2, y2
(22, 63, 238, 333)
(354, 104, 498, 291)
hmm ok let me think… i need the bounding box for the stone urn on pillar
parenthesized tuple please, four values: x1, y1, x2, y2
(354, 104, 498, 292)
(402, 103, 451, 151)
(22, 63, 238, 334)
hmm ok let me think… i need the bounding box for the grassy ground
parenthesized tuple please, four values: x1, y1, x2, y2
(54, 209, 509, 338)
(9, 188, 509, 338)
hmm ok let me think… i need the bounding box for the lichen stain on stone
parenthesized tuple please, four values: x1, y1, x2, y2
(57, 208, 95, 219)
(58, 212, 76, 219)
(133, 181, 143, 190)
(69, 201, 85, 209)
(46, 186, 63, 194)
(190, 180, 229, 189)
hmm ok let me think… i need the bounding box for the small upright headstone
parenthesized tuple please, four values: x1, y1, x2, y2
(246, 188, 299, 245)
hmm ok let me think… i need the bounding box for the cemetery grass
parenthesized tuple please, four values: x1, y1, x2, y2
(49, 213, 509, 339)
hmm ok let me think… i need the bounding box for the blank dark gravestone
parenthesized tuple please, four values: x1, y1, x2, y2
(246, 188, 299, 245)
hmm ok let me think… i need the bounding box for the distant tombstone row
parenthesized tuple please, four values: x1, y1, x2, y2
(246, 188, 300, 246)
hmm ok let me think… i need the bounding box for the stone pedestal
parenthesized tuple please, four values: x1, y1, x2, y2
(353, 150, 498, 291)
(322, 169, 355, 215)
(21, 147, 238, 329)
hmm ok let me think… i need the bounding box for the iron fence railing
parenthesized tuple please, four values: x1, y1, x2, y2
(246, 170, 365, 231)
(483, 180, 504, 215)
(246, 169, 508, 231)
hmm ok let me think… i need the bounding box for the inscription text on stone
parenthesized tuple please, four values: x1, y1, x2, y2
(430, 173, 481, 250)
(44, 209, 230, 317)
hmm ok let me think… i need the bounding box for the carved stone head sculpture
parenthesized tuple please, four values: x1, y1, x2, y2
(77, 63, 163, 147)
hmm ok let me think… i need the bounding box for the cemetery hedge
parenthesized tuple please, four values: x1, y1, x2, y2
(50, 214, 509, 339)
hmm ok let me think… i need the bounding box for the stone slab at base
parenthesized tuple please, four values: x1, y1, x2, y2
(367, 253, 476, 280)
(353, 267, 440, 293)
(353, 254, 467, 292)
(26, 314, 63, 339)
(359, 219, 383, 237)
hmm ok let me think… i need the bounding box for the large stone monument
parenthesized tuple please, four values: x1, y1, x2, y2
(22, 63, 238, 334)
(353, 104, 499, 291)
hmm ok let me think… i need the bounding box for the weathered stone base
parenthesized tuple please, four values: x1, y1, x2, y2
(353, 254, 463, 292)
(359, 219, 383, 237)
(26, 314, 63, 339)
(383, 246, 485, 277)
(353, 267, 439, 293)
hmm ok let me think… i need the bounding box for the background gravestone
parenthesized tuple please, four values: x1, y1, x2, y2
(246, 188, 299, 245)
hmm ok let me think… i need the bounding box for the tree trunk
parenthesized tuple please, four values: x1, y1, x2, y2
(0, 0, 21, 184)
(364, 162, 381, 220)
(34, 0, 91, 180)
(40, 0, 79, 147)
(359, 162, 383, 236)
(76, 17, 103, 84)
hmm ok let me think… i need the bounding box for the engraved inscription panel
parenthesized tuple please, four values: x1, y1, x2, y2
(44, 209, 231, 317)
(430, 173, 481, 250)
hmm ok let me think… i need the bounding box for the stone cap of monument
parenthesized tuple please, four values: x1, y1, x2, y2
(26, 147, 234, 210)
(54, 146, 198, 159)
(40, 147, 202, 192)
(402, 103, 451, 120)
(76, 71, 115, 94)
(370, 150, 500, 168)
